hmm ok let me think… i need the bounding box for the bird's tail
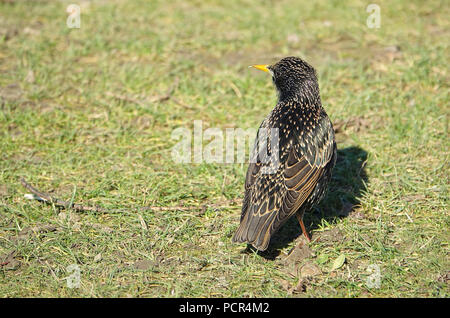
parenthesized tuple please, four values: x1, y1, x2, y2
(232, 210, 276, 251)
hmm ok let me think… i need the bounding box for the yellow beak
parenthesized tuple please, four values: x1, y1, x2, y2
(250, 64, 270, 73)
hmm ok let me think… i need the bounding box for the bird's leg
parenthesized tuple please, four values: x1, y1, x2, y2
(296, 213, 311, 242)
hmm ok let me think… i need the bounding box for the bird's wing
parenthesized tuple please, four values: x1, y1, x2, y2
(233, 112, 336, 251)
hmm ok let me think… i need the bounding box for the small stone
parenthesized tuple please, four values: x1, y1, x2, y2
(94, 253, 102, 263)
(25, 69, 35, 83)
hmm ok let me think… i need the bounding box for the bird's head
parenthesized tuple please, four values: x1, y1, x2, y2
(251, 56, 318, 101)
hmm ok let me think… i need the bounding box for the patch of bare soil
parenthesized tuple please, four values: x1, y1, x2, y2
(278, 259, 323, 294)
(333, 115, 380, 142)
(0, 250, 21, 270)
(0, 184, 9, 197)
(315, 227, 345, 243)
(8, 223, 58, 243)
(0, 83, 23, 102)
(282, 240, 313, 267)
(276, 237, 324, 293)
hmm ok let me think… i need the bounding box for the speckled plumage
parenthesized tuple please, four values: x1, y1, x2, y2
(232, 57, 337, 251)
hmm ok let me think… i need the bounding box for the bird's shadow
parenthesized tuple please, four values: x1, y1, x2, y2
(245, 145, 369, 260)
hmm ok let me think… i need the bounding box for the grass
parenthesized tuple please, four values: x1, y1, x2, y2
(0, 0, 448, 297)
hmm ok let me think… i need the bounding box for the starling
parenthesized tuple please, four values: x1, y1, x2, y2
(232, 56, 337, 251)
